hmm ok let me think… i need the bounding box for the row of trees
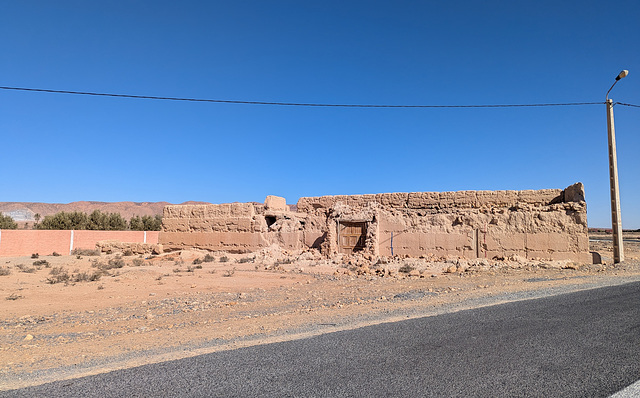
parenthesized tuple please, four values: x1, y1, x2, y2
(0, 211, 162, 231)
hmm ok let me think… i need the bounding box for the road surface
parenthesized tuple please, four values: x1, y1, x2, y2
(3, 282, 639, 397)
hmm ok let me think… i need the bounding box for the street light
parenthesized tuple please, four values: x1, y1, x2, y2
(605, 69, 628, 263)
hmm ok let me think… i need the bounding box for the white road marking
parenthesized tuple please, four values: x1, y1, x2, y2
(609, 379, 640, 397)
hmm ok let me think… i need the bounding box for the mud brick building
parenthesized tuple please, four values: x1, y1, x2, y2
(159, 183, 590, 263)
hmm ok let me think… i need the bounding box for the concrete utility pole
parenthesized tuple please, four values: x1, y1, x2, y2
(605, 70, 628, 263)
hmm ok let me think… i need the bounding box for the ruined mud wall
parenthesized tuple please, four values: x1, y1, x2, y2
(159, 184, 590, 263)
(297, 183, 589, 262)
(160, 197, 306, 253)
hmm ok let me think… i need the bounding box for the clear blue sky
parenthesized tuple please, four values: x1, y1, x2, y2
(1, 1, 639, 228)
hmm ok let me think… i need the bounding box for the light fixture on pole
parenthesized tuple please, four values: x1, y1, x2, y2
(605, 69, 628, 263)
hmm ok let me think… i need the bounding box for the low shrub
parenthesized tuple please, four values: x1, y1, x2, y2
(132, 258, 144, 267)
(398, 264, 415, 273)
(47, 266, 103, 284)
(17, 264, 37, 273)
(49, 266, 65, 275)
(90, 256, 125, 271)
(203, 254, 216, 262)
(108, 257, 125, 268)
(220, 256, 229, 263)
(6, 293, 22, 301)
(33, 259, 50, 267)
(46, 267, 70, 284)
(31, 253, 39, 259)
(0, 267, 11, 276)
(72, 271, 102, 282)
(72, 248, 100, 256)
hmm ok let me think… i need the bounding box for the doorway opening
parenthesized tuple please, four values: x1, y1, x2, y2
(338, 222, 367, 254)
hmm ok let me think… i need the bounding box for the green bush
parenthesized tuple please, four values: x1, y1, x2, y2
(37, 211, 88, 230)
(129, 215, 162, 231)
(36, 210, 161, 231)
(0, 214, 18, 229)
(86, 210, 127, 231)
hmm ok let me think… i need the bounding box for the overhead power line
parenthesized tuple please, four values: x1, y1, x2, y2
(1, 85, 637, 109)
(617, 102, 640, 108)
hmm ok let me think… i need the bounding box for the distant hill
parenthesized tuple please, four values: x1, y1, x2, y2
(0, 201, 210, 222)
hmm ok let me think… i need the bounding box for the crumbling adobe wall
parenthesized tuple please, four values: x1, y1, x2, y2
(160, 196, 306, 253)
(297, 183, 589, 262)
(159, 183, 590, 263)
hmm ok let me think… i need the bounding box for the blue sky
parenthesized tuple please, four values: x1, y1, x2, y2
(1, 1, 638, 228)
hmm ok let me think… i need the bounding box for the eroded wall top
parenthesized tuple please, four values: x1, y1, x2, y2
(296, 185, 585, 213)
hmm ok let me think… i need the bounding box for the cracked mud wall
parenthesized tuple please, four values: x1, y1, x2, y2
(297, 183, 589, 262)
(159, 183, 590, 263)
(160, 199, 306, 253)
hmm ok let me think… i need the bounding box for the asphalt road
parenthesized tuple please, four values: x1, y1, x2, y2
(3, 282, 639, 397)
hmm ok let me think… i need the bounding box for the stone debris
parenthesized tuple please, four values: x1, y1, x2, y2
(96, 240, 162, 255)
(155, 245, 588, 280)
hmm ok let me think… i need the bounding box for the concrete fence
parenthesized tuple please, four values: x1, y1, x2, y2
(0, 230, 159, 257)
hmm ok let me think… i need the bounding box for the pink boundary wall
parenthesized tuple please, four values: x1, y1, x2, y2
(0, 230, 159, 257)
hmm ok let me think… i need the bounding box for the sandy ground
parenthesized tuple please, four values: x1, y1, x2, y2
(1, 234, 639, 390)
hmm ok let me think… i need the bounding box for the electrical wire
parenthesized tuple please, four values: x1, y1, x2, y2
(0, 85, 613, 108)
(617, 102, 640, 108)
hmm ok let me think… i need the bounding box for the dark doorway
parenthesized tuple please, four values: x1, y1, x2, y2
(265, 216, 276, 228)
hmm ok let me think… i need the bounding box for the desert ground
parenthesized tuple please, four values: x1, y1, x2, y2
(1, 233, 639, 390)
